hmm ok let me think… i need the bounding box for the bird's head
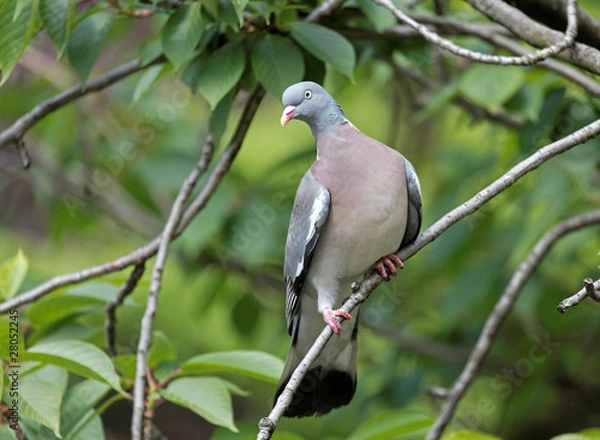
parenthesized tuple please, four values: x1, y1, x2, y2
(280, 82, 346, 131)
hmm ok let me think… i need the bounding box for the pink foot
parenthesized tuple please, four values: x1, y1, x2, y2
(376, 254, 404, 280)
(322, 307, 352, 335)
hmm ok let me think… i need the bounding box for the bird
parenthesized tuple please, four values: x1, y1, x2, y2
(273, 81, 423, 418)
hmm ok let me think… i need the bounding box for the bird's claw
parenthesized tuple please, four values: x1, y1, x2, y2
(376, 254, 404, 280)
(322, 307, 352, 335)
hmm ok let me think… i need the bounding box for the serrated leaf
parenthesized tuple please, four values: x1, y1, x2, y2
(20, 380, 62, 438)
(132, 64, 168, 104)
(347, 410, 434, 440)
(25, 340, 123, 393)
(197, 42, 245, 110)
(252, 34, 304, 99)
(0, 249, 29, 300)
(66, 11, 113, 83)
(160, 377, 238, 432)
(290, 21, 355, 81)
(181, 350, 283, 383)
(148, 331, 177, 368)
(229, 0, 248, 26)
(40, 0, 76, 57)
(162, 2, 204, 71)
(0, 0, 41, 85)
(459, 65, 524, 111)
(60, 380, 109, 438)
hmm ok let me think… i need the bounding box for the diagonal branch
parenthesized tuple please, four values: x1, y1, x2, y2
(0, 86, 265, 315)
(131, 136, 215, 440)
(373, 0, 579, 67)
(0, 57, 163, 150)
(256, 117, 600, 439)
(426, 209, 600, 439)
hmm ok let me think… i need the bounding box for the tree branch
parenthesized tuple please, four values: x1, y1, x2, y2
(305, 0, 347, 23)
(131, 135, 215, 440)
(465, 0, 600, 74)
(256, 117, 600, 439)
(0, 86, 265, 315)
(105, 262, 147, 357)
(426, 209, 600, 439)
(373, 0, 580, 67)
(0, 57, 162, 150)
(557, 277, 600, 313)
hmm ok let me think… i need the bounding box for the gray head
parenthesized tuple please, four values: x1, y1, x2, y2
(280, 82, 347, 136)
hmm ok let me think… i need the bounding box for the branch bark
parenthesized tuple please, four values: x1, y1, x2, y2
(465, 0, 600, 74)
(374, 0, 580, 67)
(557, 277, 600, 313)
(131, 136, 215, 440)
(256, 117, 600, 439)
(426, 209, 600, 439)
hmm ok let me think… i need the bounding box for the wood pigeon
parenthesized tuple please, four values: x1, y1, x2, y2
(274, 82, 422, 417)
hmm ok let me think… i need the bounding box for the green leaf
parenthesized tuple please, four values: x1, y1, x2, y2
(209, 89, 234, 148)
(197, 42, 245, 110)
(66, 11, 113, 83)
(181, 350, 284, 384)
(160, 377, 238, 432)
(414, 82, 460, 123)
(132, 64, 169, 104)
(229, 0, 248, 26)
(442, 431, 502, 440)
(0, 249, 29, 300)
(25, 340, 123, 393)
(459, 65, 524, 111)
(27, 294, 106, 328)
(14, 0, 30, 20)
(252, 34, 304, 99)
(148, 331, 177, 368)
(0, 0, 41, 85)
(40, 0, 76, 57)
(290, 21, 355, 81)
(20, 380, 63, 438)
(356, 0, 396, 32)
(139, 38, 163, 66)
(113, 354, 136, 381)
(60, 380, 109, 438)
(0, 425, 18, 440)
(162, 2, 204, 71)
(347, 411, 434, 440)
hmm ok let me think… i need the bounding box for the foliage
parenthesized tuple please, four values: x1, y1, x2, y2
(0, 0, 599, 439)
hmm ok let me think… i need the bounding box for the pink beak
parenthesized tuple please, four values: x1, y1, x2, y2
(281, 105, 296, 127)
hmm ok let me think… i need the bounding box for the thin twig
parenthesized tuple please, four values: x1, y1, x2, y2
(557, 277, 600, 313)
(374, 0, 579, 66)
(426, 209, 600, 439)
(105, 262, 147, 357)
(0, 87, 265, 314)
(0, 57, 163, 150)
(16, 140, 31, 169)
(256, 118, 600, 439)
(131, 136, 215, 440)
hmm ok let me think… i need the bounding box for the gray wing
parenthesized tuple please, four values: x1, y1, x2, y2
(284, 171, 330, 335)
(400, 158, 422, 247)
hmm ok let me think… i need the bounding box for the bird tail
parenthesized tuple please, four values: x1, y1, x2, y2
(274, 297, 359, 417)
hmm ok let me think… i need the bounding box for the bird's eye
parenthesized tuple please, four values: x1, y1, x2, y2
(304, 90, 312, 99)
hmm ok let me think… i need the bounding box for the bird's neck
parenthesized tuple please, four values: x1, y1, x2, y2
(309, 103, 348, 140)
